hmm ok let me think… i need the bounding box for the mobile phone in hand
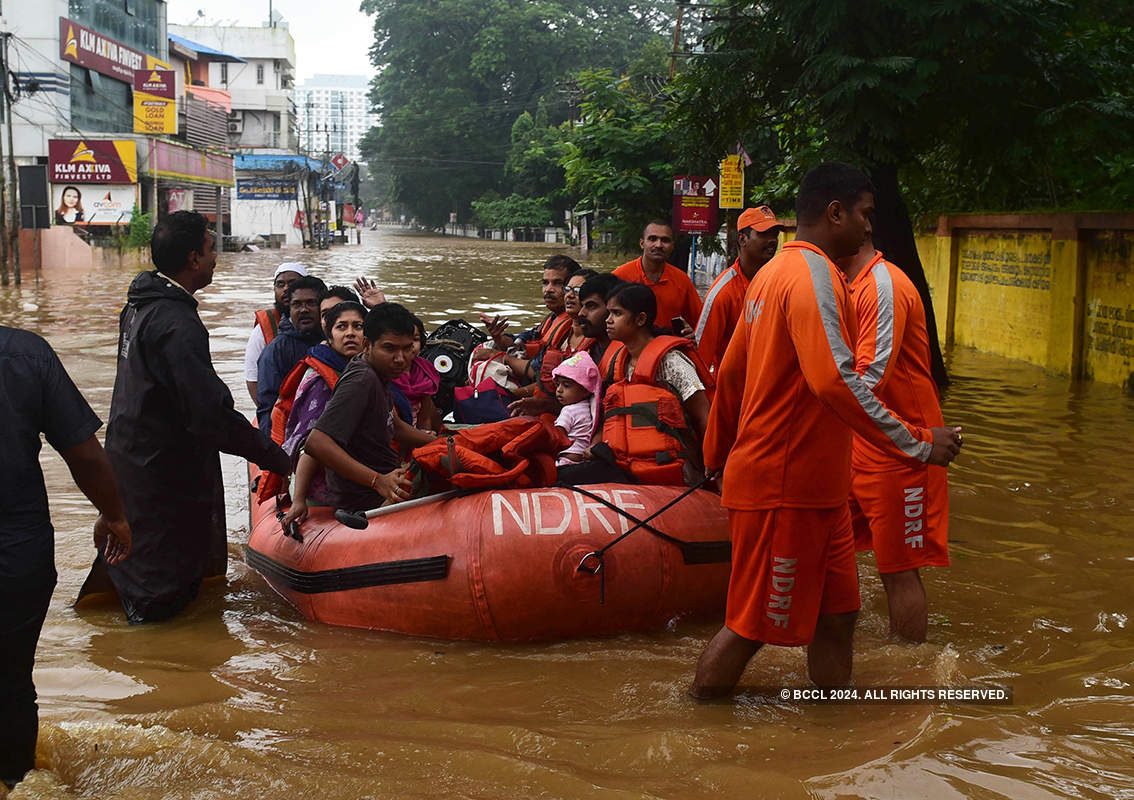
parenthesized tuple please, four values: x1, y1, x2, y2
(671, 317, 687, 334)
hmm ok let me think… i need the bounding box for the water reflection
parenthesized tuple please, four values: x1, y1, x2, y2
(3, 230, 1133, 798)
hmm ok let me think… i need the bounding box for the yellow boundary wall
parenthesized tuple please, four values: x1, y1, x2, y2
(917, 214, 1134, 391)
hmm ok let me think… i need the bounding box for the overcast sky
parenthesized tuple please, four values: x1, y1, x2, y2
(167, 0, 375, 82)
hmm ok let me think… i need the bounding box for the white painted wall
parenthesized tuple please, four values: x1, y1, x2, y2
(2, 0, 72, 162)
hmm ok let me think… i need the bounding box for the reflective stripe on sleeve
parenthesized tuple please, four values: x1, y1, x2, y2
(695, 268, 737, 343)
(861, 262, 895, 389)
(800, 248, 931, 462)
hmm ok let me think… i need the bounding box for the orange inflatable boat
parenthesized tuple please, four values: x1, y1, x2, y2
(245, 467, 731, 641)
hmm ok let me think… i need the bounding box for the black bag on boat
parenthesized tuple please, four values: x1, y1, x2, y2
(422, 319, 488, 414)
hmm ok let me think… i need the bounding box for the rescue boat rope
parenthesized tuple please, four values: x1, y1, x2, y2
(560, 477, 730, 604)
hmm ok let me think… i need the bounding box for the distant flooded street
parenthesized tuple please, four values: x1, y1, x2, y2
(2, 229, 1132, 799)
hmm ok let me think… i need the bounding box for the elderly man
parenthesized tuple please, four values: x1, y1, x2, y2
(244, 262, 307, 403)
(103, 211, 289, 623)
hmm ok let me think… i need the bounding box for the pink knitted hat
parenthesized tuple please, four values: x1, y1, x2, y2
(551, 351, 601, 438)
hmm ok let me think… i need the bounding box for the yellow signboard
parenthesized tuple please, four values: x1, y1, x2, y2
(133, 69, 177, 135)
(718, 155, 744, 209)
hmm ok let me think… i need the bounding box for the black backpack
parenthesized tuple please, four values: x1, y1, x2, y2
(421, 319, 488, 414)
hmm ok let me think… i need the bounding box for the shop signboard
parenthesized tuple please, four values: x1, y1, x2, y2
(718, 155, 744, 209)
(134, 69, 177, 134)
(49, 139, 137, 184)
(671, 174, 719, 235)
(52, 184, 137, 226)
(236, 178, 297, 200)
(59, 16, 169, 83)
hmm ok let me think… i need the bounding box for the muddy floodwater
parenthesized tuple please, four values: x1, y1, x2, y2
(2, 229, 1132, 799)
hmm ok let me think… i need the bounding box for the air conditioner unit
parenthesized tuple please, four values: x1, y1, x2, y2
(227, 110, 242, 121)
(227, 120, 243, 133)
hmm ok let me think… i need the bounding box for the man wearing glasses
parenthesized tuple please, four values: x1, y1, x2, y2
(244, 263, 308, 403)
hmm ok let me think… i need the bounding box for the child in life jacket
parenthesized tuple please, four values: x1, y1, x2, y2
(550, 351, 601, 466)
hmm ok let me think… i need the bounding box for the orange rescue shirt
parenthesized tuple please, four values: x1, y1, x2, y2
(703, 241, 933, 511)
(613, 258, 703, 329)
(849, 252, 944, 472)
(694, 259, 749, 374)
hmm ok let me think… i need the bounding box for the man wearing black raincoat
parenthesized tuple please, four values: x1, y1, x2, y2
(102, 211, 289, 623)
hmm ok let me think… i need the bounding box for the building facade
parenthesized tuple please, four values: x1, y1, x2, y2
(169, 21, 299, 152)
(295, 74, 376, 162)
(0, 0, 240, 277)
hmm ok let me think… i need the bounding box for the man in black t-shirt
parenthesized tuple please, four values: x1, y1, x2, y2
(303, 303, 419, 510)
(0, 326, 132, 789)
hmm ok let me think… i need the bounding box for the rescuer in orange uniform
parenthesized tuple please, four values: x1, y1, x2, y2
(613, 220, 703, 336)
(694, 206, 783, 374)
(840, 235, 949, 642)
(689, 163, 963, 698)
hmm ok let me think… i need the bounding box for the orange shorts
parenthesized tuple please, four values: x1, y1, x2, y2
(724, 506, 860, 647)
(849, 464, 949, 574)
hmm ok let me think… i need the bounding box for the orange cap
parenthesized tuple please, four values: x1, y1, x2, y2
(737, 205, 782, 233)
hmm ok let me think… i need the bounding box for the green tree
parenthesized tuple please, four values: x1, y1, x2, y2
(505, 102, 571, 215)
(358, 0, 674, 227)
(471, 191, 555, 229)
(674, 0, 1134, 384)
(562, 60, 677, 249)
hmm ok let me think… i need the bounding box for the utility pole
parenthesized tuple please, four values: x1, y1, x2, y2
(669, 2, 685, 80)
(1, 34, 20, 285)
(0, 40, 7, 287)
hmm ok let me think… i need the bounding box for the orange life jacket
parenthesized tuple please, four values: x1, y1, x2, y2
(256, 355, 341, 502)
(254, 307, 281, 345)
(524, 312, 572, 359)
(539, 330, 596, 393)
(602, 336, 714, 485)
(411, 415, 568, 490)
(598, 341, 627, 384)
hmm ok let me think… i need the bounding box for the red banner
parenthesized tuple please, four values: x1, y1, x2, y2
(672, 174, 719, 235)
(59, 16, 165, 82)
(49, 139, 138, 184)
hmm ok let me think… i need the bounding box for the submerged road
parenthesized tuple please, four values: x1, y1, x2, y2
(1, 229, 1132, 798)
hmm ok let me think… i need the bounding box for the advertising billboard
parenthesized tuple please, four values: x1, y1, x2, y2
(236, 178, 297, 200)
(134, 69, 177, 135)
(52, 184, 137, 226)
(49, 139, 137, 184)
(672, 174, 719, 235)
(59, 16, 168, 82)
(718, 155, 744, 209)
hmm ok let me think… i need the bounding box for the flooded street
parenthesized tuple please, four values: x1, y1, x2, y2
(2, 229, 1132, 799)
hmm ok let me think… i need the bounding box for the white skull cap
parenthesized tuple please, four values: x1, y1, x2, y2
(274, 263, 308, 279)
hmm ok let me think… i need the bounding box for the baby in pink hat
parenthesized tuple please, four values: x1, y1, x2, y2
(550, 351, 602, 466)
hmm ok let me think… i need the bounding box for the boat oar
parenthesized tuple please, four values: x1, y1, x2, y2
(335, 489, 465, 530)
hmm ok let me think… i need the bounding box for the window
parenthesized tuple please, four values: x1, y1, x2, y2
(256, 64, 264, 85)
(220, 62, 228, 84)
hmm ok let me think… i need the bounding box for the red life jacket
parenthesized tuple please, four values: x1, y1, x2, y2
(538, 328, 596, 393)
(524, 312, 572, 359)
(602, 336, 714, 485)
(256, 355, 341, 502)
(411, 415, 568, 490)
(254, 307, 281, 345)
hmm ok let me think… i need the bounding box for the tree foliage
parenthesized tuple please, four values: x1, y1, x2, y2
(359, 0, 673, 227)
(470, 192, 555, 229)
(674, 0, 1134, 217)
(562, 65, 677, 249)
